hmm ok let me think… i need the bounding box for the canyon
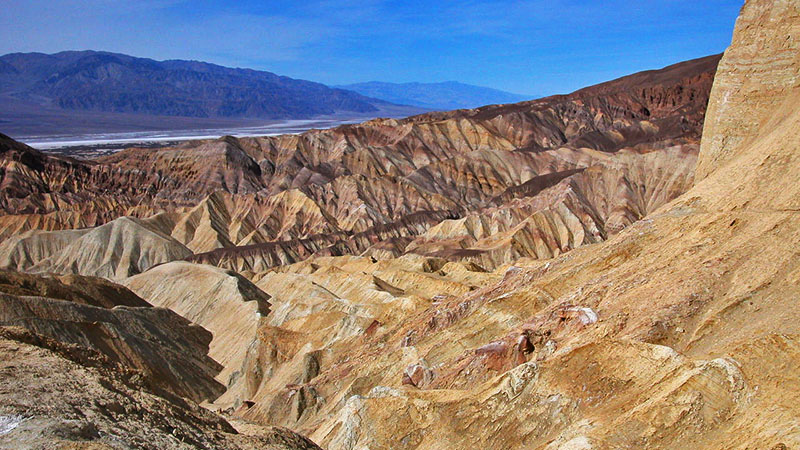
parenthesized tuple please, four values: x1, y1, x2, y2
(1, 0, 799, 448)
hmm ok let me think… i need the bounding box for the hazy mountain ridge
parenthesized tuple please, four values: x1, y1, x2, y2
(0, 50, 409, 120)
(336, 80, 532, 110)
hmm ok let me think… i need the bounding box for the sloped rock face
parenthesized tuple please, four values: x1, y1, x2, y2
(0, 216, 192, 281)
(697, 0, 799, 180)
(0, 270, 321, 449)
(0, 329, 321, 449)
(402, 144, 698, 269)
(0, 270, 224, 403)
(124, 261, 272, 406)
(0, 269, 149, 308)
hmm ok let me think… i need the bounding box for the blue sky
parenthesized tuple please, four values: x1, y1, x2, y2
(0, 0, 743, 95)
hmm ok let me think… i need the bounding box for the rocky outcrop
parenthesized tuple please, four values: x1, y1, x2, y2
(697, 0, 799, 180)
(403, 144, 697, 268)
(0, 216, 192, 281)
(124, 261, 272, 406)
(0, 269, 149, 309)
(0, 328, 321, 449)
(0, 270, 224, 403)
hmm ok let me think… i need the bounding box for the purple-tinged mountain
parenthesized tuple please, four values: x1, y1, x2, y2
(0, 51, 418, 120)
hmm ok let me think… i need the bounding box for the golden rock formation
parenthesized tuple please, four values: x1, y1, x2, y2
(124, 261, 272, 406)
(0, 216, 192, 280)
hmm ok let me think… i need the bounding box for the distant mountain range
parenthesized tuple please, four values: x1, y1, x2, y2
(0, 51, 415, 120)
(0, 50, 533, 137)
(335, 81, 533, 110)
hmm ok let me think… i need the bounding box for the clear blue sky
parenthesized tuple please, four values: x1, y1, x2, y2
(0, 0, 743, 95)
